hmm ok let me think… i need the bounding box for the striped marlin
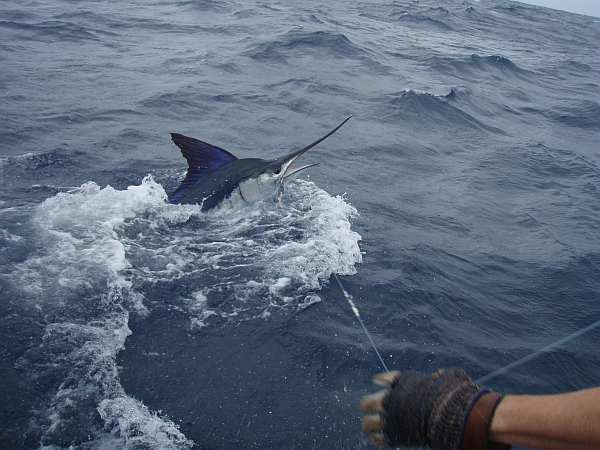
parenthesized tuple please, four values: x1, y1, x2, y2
(168, 116, 351, 211)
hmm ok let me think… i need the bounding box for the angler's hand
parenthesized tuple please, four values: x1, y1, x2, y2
(360, 369, 505, 450)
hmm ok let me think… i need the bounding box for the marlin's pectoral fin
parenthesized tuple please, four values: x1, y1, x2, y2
(169, 133, 238, 203)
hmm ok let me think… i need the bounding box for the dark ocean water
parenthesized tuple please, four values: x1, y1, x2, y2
(1, 0, 599, 448)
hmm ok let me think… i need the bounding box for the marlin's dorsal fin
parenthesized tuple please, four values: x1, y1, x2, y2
(169, 133, 238, 203)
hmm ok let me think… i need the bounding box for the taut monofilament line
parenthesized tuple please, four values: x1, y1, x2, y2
(475, 318, 600, 384)
(333, 273, 600, 383)
(333, 273, 390, 373)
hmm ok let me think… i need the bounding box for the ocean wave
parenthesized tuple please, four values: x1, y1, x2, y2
(392, 12, 452, 30)
(440, 86, 470, 100)
(523, 99, 600, 130)
(547, 100, 600, 130)
(471, 54, 522, 70)
(267, 77, 356, 97)
(492, 2, 538, 19)
(36, 108, 145, 127)
(140, 88, 269, 118)
(210, 61, 243, 73)
(52, 9, 237, 36)
(540, 59, 597, 79)
(0, 8, 36, 22)
(491, 1, 564, 26)
(428, 53, 527, 79)
(169, 0, 228, 11)
(565, 60, 593, 72)
(470, 143, 599, 196)
(0, 149, 80, 171)
(0, 19, 116, 42)
(245, 29, 372, 63)
(0, 41, 18, 52)
(424, 6, 450, 15)
(377, 89, 500, 133)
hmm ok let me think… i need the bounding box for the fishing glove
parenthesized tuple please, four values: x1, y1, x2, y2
(379, 369, 509, 450)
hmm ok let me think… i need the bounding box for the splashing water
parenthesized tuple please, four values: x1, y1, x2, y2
(11, 175, 361, 448)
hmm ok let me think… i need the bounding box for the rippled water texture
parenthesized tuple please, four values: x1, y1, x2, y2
(1, 0, 599, 449)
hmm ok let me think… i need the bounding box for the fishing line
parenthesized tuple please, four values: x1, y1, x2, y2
(333, 273, 390, 372)
(334, 272, 599, 383)
(476, 318, 600, 385)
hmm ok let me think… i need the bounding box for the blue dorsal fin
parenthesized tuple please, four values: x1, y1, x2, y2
(169, 133, 238, 203)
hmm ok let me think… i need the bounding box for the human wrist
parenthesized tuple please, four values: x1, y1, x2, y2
(488, 395, 521, 446)
(462, 391, 510, 450)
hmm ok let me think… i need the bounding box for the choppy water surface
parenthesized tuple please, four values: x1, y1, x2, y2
(1, 0, 599, 448)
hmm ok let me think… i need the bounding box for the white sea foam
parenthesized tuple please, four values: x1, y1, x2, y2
(13, 174, 361, 448)
(298, 294, 323, 310)
(186, 291, 217, 329)
(98, 396, 193, 450)
(0, 152, 37, 169)
(16, 176, 193, 449)
(119, 178, 362, 326)
(0, 228, 23, 242)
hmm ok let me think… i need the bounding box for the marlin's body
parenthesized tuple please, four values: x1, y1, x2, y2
(168, 117, 351, 211)
(170, 157, 274, 210)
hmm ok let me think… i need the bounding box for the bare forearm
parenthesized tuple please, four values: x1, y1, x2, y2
(490, 388, 600, 450)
